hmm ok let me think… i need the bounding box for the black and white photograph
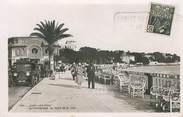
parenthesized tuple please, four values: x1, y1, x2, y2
(0, 0, 183, 117)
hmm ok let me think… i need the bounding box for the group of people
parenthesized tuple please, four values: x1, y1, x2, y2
(70, 62, 95, 89)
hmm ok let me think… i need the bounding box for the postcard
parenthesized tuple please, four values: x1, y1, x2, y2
(0, 0, 182, 117)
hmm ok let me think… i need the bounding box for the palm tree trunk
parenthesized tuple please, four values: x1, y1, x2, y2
(50, 54, 54, 71)
(48, 45, 55, 72)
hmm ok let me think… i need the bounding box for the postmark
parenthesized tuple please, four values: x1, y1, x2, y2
(147, 3, 175, 35)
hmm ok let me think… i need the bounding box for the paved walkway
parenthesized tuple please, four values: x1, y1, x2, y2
(9, 86, 31, 110)
(10, 71, 155, 112)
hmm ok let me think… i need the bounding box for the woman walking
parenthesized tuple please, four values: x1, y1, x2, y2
(75, 63, 85, 88)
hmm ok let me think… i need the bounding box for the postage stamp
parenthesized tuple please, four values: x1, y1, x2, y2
(147, 3, 175, 35)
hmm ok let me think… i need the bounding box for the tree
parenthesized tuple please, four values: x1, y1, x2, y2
(59, 48, 78, 63)
(30, 20, 72, 70)
(141, 57, 150, 65)
(172, 54, 180, 62)
(132, 52, 144, 63)
(153, 52, 166, 62)
(79, 47, 98, 63)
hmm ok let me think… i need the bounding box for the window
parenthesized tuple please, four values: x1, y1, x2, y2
(159, 79, 161, 87)
(32, 48, 38, 54)
(15, 48, 25, 56)
(15, 49, 20, 56)
(155, 78, 158, 87)
(14, 39, 18, 44)
(45, 48, 49, 54)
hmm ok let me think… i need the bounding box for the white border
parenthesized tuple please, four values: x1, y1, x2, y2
(0, 0, 182, 117)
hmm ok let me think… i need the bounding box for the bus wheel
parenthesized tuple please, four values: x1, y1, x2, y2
(162, 105, 166, 111)
(31, 76, 38, 86)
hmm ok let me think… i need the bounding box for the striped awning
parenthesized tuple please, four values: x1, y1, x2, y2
(123, 65, 180, 76)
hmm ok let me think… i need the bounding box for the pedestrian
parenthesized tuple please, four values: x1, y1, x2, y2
(87, 61, 95, 89)
(82, 63, 88, 80)
(60, 63, 65, 73)
(71, 63, 77, 80)
(75, 63, 84, 88)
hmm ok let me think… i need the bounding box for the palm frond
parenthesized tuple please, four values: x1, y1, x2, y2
(59, 28, 69, 34)
(30, 32, 45, 39)
(57, 34, 73, 39)
(56, 23, 64, 32)
(33, 27, 44, 34)
(30, 20, 72, 45)
(36, 23, 44, 30)
(40, 21, 45, 28)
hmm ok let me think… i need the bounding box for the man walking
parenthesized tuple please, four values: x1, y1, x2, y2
(87, 62, 95, 89)
(71, 63, 77, 80)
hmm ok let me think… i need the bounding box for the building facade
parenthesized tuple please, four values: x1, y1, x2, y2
(65, 40, 77, 50)
(120, 55, 135, 64)
(8, 37, 60, 66)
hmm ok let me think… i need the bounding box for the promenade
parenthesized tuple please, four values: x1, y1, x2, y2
(10, 71, 155, 112)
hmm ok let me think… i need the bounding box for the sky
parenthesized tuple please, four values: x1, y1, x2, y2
(1, 0, 182, 55)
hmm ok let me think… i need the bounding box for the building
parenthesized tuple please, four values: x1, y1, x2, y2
(144, 54, 155, 60)
(8, 37, 60, 66)
(65, 40, 77, 50)
(120, 53, 135, 64)
(58, 39, 77, 51)
(162, 53, 173, 59)
(149, 61, 159, 65)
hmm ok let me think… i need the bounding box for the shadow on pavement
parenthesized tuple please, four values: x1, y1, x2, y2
(8, 86, 31, 111)
(48, 83, 77, 89)
(57, 77, 73, 80)
(106, 85, 156, 112)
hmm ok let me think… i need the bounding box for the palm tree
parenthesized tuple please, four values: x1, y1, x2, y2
(30, 20, 72, 71)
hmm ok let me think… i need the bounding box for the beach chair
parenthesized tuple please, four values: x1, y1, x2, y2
(101, 74, 112, 85)
(150, 86, 163, 109)
(95, 70, 102, 82)
(114, 74, 130, 94)
(113, 75, 119, 88)
(159, 87, 173, 111)
(170, 90, 180, 112)
(129, 74, 146, 98)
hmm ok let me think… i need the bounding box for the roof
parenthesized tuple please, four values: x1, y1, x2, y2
(8, 36, 42, 39)
(9, 45, 27, 48)
(124, 65, 180, 75)
(8, 37, 63, 47)
(9, 36, 40, 39)
(8, 36, 48, 45)
(8, 36, 47, 42)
